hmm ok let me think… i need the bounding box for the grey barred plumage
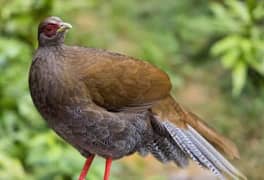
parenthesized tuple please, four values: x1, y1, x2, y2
(146, 135, 189, 167)
(163, 121, 247, 180)
(187, 125, 246, 180)
(163, 121, 224, 179)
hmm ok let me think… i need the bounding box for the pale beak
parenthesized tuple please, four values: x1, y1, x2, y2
(57, 22, 72, 33)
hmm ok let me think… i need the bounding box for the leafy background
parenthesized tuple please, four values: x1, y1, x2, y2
(0, 0, 264, 179)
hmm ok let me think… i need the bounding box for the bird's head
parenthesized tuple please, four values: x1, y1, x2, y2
(38, 16, 72, 47)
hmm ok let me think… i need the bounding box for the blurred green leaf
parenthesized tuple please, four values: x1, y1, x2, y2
(211, 36, 240, 56)
(221, 49, 239, 68)
(232, 62, 247, 96)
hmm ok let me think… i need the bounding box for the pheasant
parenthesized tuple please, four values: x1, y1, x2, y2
(29, 16, 246, 180)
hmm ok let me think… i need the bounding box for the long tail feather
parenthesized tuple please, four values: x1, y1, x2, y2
(187, 125, 247, 180)
(187, 111, 240, 159)
(163, 121, 247, 180)
(151, 96, 240, 159)
(163, 121, 225, 180)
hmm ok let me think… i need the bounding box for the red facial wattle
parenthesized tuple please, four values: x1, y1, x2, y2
(43, 23, 59, 37)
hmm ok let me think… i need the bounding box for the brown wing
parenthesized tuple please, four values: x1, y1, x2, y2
(152, 95, 239, 159)
(71, 48, 172, 111)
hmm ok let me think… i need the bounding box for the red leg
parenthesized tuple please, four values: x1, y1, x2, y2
(103, 158, 112, 180)
(79, 155, 95, 180)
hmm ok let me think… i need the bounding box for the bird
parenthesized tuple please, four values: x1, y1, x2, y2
(29, 16, 246, 180)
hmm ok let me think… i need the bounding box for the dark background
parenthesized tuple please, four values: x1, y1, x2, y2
(0, 0, 263, 179)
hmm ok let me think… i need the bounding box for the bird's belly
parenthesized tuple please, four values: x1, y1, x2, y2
(52, 107, 151, 159)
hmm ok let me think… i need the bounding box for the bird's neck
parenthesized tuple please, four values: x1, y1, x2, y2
(32, 45, 67, 80)
(34, 45, 64, 60)
(29, 45, 70, 116)
(38, 33, 65, 47)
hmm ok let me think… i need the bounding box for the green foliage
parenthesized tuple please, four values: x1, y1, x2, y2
(211, 0, 264, 96)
